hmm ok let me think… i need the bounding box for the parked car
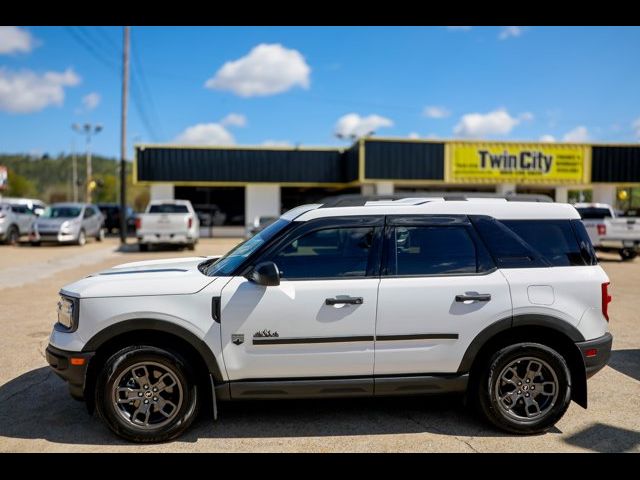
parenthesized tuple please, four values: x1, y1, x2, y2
(135, 199, 199, 251)
(0, 202, 37, 245)
(47, 197, 612, 442)
(1, 197, 47, 216)
(574, 202, 640, 260)
(97, 203, 136, 234)
(193, 203, 226, 227)
(33, 203, 104, 246)
(245, 215, 278, 238)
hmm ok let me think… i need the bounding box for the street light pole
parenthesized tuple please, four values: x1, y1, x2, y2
(72, 123, 102, 203)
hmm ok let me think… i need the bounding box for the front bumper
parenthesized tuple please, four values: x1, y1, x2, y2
(45, 344, 95, 400)
(576, 332, 613, 378)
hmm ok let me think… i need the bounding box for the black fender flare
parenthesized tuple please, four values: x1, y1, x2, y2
(458, 314, 588, 408)
(82, 318, 224, 383)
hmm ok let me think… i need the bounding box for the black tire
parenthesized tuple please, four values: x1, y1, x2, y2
(4, 225, 19, 245)
(76, 229, 86, 246)
(619, 248, 637, 261)
(187, 243, 195, 251)
(139, 243, 149, 252)
(96, 228, 105, 242)
(30, 241, 41, 247)
(95, 345, 199, 443)
(476, 343, 571, 434)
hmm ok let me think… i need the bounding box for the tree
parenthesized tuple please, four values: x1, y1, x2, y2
(6, 169, 36, 198)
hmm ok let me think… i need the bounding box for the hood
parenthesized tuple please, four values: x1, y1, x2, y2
(61, 255, 222, 299)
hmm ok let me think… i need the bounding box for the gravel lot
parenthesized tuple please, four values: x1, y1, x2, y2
(0, 237, 638, 452)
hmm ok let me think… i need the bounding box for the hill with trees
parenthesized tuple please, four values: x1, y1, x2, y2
(0, 153, 149, 211)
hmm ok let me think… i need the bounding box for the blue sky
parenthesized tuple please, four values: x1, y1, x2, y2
(1, 26, 639, 158)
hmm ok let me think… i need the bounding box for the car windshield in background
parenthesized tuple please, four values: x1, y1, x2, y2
(41, 206, 81, 218)
(149, 204, 189, 214)
(576, 208, 612, 219)
(200, 219, 290, 276)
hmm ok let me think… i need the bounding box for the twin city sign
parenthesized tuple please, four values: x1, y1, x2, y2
(448, 142, 589, 184)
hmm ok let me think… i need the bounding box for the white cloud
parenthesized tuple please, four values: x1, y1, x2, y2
(82, 92, 100, 111)
(562, 126, 589, 142)
(0, 26, 36, 54)
(447, 26, 472, 31)
(262, 140, 292, 147)
(334, 113, 393, 139)
(499, 26, 524, 40)
(205, 43, 311, 97)
(423, 105, 450, 119)
(539, 134, 556, 142)
(453, 108, 520, 137)
(220, 113, 247, 127)
(632, 118, 640, 139)
(175, 123, 234, 146)
(408, 132, 420, 139)
(0, 67, 80, 114)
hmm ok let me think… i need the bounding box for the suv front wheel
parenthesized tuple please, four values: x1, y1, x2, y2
(95, 345, 199, 442)
(477, 343, 572, 434)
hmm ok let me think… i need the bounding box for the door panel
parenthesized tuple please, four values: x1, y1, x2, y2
(375, 271, 512, 374)
(220, 276, 379, 380)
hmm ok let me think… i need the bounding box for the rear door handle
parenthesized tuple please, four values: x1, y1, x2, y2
(325, 297, 364, 305)
(455, 293, 491, 302)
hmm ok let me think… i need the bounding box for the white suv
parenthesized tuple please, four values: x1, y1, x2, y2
(46, 197, 613, 442)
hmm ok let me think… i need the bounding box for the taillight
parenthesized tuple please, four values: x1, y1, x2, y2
(188, 217, 193, 229)
(135, 217, 141, 230)
(601, 282, 612, 321)
(597, 224, 606, 235)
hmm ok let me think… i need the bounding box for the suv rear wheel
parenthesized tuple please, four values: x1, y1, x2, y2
(95, 345, 199, 443)
(477, 343, 571, 434)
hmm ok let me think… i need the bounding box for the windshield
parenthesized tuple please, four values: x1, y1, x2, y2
(576, 207, 612, 219)
(200, 218, 290, 276)
(149, 204, 189, 214)
(41, 206, 81, 218)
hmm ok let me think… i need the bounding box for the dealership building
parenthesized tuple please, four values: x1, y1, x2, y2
(134, 138, 640, 233)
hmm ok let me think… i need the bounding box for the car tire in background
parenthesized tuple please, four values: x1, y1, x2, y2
(76, 229, 86, 246)
(139, 243, 149, 252)
(30, 241, 41, 247)
(95, 345, 199, 443)
(477, 343, 571, 435)
(187, 243, 195, 251)
(4, 225, 19, 245)
(619, 248, 637, 261)
(96, 228, 105, 242)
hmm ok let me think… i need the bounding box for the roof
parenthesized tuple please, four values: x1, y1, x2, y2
(290, 198, 580, 222)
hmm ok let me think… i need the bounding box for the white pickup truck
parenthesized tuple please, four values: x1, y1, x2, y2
(574, 202, 640, 261)
(135, 200, 199, 252)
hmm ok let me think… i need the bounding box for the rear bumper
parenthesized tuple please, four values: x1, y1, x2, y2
(46, 344, 95, 400)
(576, 332, 613, 378)
(138, 232, 195, 244)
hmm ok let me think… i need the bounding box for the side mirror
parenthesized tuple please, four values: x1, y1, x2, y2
(247, 261, 280, 286)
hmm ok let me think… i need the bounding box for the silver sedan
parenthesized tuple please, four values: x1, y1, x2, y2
(33, 203, 105, 246)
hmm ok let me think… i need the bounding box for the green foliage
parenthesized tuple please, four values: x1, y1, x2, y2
(5, 169, 37, 197)
(0, 153, 148, 209)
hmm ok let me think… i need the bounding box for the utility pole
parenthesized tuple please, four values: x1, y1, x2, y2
(71, 138, 78, 202)
(119, 26, 130, 244)
(73, 123, 102, 203)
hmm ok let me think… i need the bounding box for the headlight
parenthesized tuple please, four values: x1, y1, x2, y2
(56, 295, 78, 331)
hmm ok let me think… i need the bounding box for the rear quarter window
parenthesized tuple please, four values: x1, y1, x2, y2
(500, 220, 596, 267)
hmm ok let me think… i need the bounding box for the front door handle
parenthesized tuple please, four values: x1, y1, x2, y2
(455, 293, 491, 302)
(325, 296, 364, 306)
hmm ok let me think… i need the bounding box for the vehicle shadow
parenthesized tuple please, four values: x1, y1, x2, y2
(564, 423, 640, 452)
(115, 243, 191, 254)
(0, 366, 525, 446)
(607, 349, 640, 382)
